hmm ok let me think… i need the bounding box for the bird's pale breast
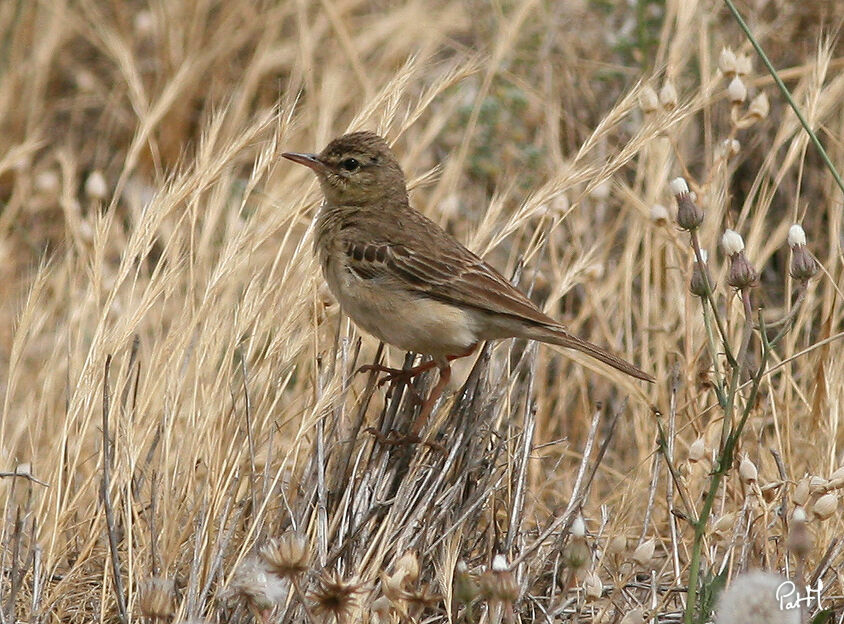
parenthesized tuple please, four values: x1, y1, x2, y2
(321, 250, 479, 360)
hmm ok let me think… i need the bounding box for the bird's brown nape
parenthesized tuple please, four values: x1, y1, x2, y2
(319, 131, 394, 164)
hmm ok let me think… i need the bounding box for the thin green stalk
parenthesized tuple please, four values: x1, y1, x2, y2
(685, 291, 766, 623)
(691, 232, 737, 368)
(723, 0, 844, 196)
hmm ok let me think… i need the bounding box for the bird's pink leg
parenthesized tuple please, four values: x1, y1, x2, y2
(366, 344, 478, 448)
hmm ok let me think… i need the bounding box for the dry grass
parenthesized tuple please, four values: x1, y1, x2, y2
(0, 1, 842, 622)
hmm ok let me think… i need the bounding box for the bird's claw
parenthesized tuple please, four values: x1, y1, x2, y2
(363, 427, 444, 452)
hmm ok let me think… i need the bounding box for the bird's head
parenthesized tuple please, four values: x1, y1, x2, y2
(282, 131, 408, 206)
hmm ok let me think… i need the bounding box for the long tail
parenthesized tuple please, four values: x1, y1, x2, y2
(526, 325, 654, 382)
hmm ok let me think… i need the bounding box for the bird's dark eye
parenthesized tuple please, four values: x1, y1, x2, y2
(339, 158, 360, 172)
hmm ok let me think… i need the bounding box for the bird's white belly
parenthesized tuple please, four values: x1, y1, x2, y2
(324, 262, 478, 358)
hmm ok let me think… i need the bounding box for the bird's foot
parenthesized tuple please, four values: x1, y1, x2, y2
(358, 361, 437, 387)
(363, 427, 444, 452)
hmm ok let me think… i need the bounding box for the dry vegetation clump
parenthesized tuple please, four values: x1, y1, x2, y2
(0, 1, 841, 622)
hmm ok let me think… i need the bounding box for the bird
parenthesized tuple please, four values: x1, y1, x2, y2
(282, 131, 653, 443)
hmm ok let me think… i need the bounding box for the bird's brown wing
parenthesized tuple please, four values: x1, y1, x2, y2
(342, 235, 558, 329)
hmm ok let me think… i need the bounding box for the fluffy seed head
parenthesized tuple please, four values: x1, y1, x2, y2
(669, 177, 689, 195)
(721, 229, 745, 255)
(650, 204, 669, 225)
(787, 224, 807, 247)
(228, 556, 288, 614)
(715, 571, 800, 624)
(85, 170, 108, 200)
(260, 531, 310, 578)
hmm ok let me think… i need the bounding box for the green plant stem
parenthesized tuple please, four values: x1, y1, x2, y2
(723, 0, 844, 196)
(690, 232, 737, 369)
(684, 292, 766, 623)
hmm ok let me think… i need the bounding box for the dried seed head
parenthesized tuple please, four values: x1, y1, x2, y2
(689, 252, 712, 298)
(479, 555, 519, 603)
(727, 251, 758, 290)
(787, 507, 811, 557)
(675, 189, 704, 231)
(310, 570, 364, 622)
(228, 556, 288, 614)
(650, 203, 670, 225)
(659, 80, 678, 110)
(813, 494, 838, 520)
(828, 466, 844, 489)
(621, 608, 646, 624)
(370, 595, 393, 624)
(748, 92, 769, 120)
(632, 539, 655, 567)
(713, 512, 736, 536)
(134, 10, 155, 37)
(607, 535, 627, 555)
(639, 85, 660, 113)
(688, 437, 706, 463)
(260, 531, 309, 578)
(35, 170, 60, 195)
(394, 551, 420, 584)
(715, 571, 800, 624)
(719, 138, 741, 159)
(790, 245, 819, 281)
(590, 180, 611, 201)
(564, 537, 591, 570)
(719, 47, 737, 77)
(735, 53, 753, 76)
(739, 455, 758, 484)
(453, 561, 479, 605)
(727, 77, 747, 104)
(793, 479, 810, 506)
(809, 476, 829, 494)
(85, 170, 108, 201)
(583, 571, 603, 600)
(138, 576, 176, 621)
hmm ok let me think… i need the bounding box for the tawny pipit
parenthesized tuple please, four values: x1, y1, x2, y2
(283, 132, 653, 440)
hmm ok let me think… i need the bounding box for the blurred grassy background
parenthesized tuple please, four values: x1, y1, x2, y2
(0, 0, 841, 622)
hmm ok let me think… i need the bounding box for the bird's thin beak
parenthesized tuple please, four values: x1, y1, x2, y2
(281, 151, 327, 172)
